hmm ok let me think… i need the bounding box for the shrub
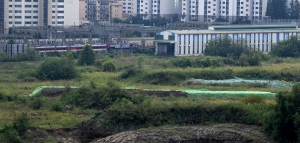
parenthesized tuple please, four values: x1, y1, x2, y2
(12, 113, 30, 134)
(0, 91, 8, 101)
(171, 57, 192, 68)
(202, 57, 212, 67)
(241, 95, 264, 104)
(137, 56, 144, 69)
(248, 53, 261, 66)
(29, 97, 44, 110)
(264, 84, 300, 142)
(134, 68, 233, 85)
(50, 102, 64, 112)
(1, 126, 22, 143)
(17, 70, 37, 79)
(1, 113, 30, 143)
(0, 47, 40, 62)
(239, 53, 249, 66)
(36, 57, 77, 80)
(102, 59, 116, 72)
(78, 44, 96, 66)
(62, 81, 132, 109)
(120, 67, 142, 79)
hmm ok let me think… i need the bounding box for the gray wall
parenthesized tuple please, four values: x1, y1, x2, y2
(0, 1, 3, 34)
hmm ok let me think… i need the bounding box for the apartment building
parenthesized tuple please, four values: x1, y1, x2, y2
(137, 0, 176, 20)
(109, 0, 123, 21)
(2, 0, 79, 30)
(179, 0, 267, 23)
(99, 0, 109, 21)
(79, 0, 87, 22)
(0, 1, 4, 34)
(121, 0, 137, 17)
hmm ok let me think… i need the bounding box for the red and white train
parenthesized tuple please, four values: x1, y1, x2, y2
(35, 44, 110, 52)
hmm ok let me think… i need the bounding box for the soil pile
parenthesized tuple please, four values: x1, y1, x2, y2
(22, 124, 108, 143)
(127, 89, 188, 97)
(41, 88, 74, 97)
(92, 124, 277, 143)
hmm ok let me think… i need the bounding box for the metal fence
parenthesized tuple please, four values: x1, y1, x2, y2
(0, 44, 28, 57)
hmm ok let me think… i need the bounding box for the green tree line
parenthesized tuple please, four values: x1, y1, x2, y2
(266, 0, 300, 19)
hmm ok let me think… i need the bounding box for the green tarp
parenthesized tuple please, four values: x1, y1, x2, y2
(29, 86, 79, 96)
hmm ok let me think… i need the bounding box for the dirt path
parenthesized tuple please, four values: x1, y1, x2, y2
(91, 124, 276, 143)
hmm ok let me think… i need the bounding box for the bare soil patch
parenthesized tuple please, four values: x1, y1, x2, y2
(23, 123, 109, 143)
(92, 124, 277, 143)
(23, 124, 276, 143)
(41, 88, 74, 97)
(127, 89, 188, 98)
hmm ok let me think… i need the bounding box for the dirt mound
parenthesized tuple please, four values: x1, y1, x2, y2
(41, 88, 74, 97)
(127, 89, 188, 97)
(92, 124, 277, 143)
(23, 124, 109, 143)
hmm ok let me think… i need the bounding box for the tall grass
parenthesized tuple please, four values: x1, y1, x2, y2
(95, 97, 273, 133)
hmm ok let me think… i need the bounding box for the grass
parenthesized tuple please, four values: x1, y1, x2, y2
(0, 96, 96, 130)
(0, 54, 298, 137)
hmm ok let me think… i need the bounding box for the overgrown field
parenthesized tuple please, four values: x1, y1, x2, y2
(1, 53, 300, 142)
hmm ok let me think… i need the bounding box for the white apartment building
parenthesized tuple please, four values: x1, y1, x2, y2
(137, 0, 176, 20)
(2, 0, 79, 30)
(51, 0, 79, 26)
(137, 0, 152, 19)
(179, 0, 267, 23)
(5, 0, 40, 27)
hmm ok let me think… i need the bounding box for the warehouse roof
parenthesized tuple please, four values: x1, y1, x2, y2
(165, 25, 300, 34)
(208, 25, 298, 31)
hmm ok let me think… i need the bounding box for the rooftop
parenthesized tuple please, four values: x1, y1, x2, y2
(209, 25, 298, 31)
(165, 25, 300, 34)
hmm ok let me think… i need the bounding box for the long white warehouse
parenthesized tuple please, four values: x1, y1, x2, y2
(154, 25, 300, 56)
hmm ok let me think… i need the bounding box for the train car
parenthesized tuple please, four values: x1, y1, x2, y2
(35, 46, 67, 52)
(109, 43, 134, 49)
(91, 44, 107, 51)
(35, 44, 107, 53)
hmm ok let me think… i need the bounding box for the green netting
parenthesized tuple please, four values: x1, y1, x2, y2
(124, 87, 276, 99)
(29, 86, 79, 97)
(183, 89, 276, 99)
(188, 77, 295, 88)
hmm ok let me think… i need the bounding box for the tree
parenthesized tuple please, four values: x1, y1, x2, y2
(78, 44, 96, 66)
(271, 36, 300, 57)
(7, 39, 15, 44)
(204, 34, 250, 59)
(289, 0, 300, 19)
(266, 0, 288, 19)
